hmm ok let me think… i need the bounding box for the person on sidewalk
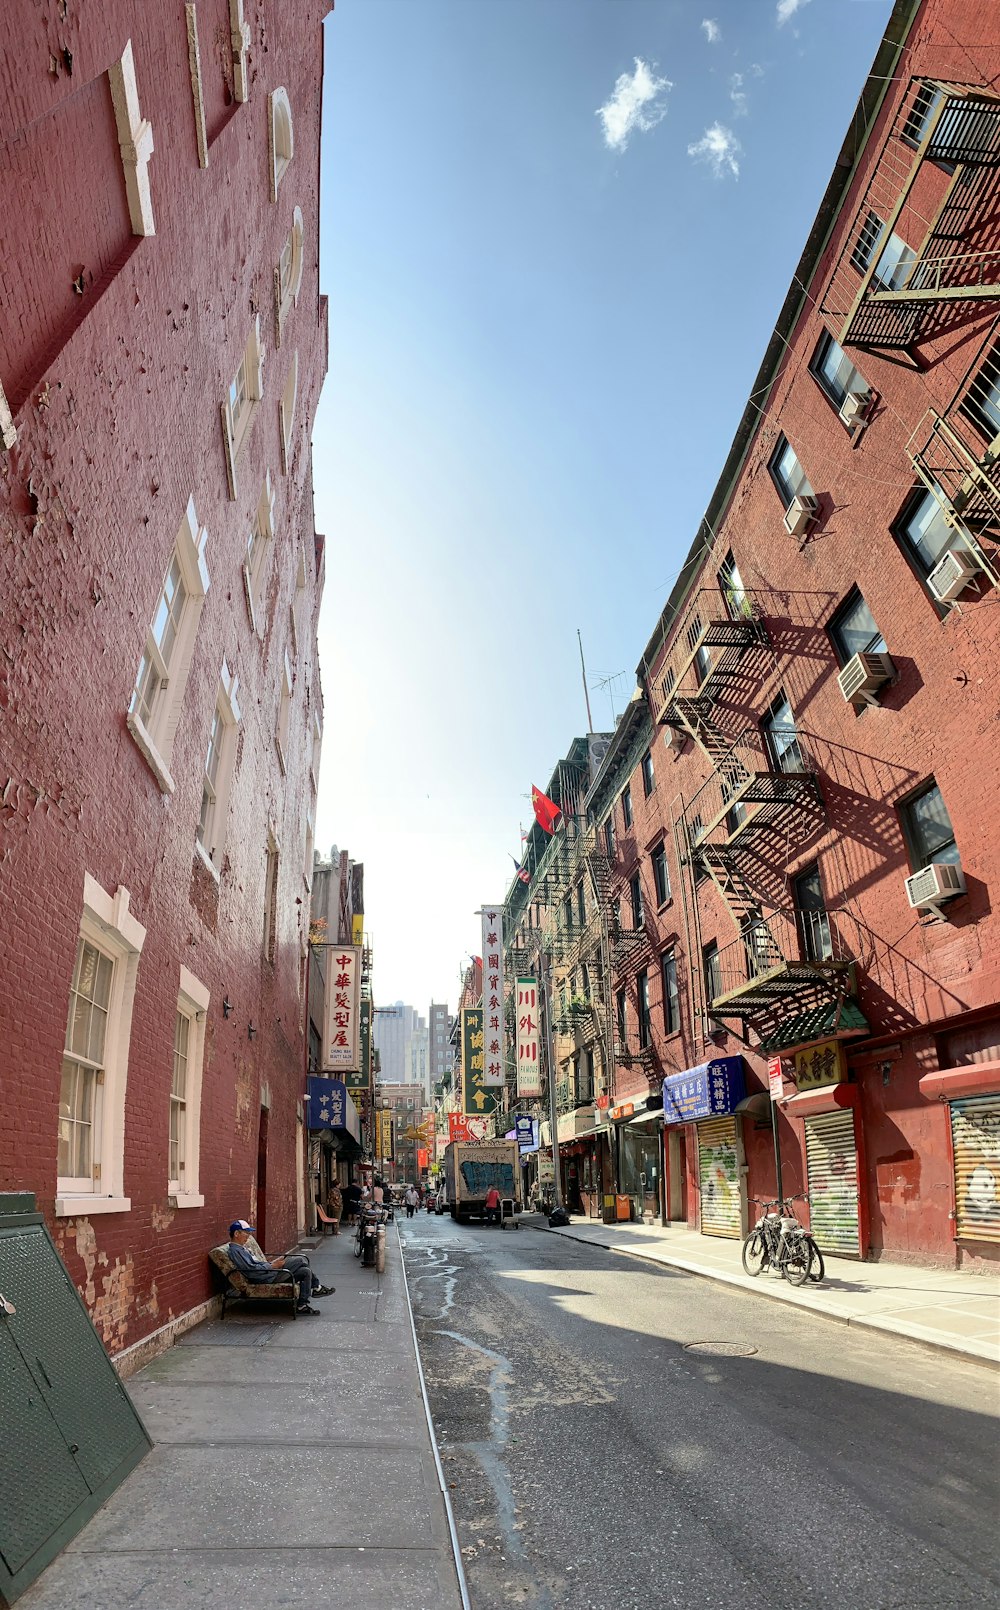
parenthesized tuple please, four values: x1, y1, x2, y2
(484, 1185, 501, 1226)
(345, 1180, 362, 1224)
(405, 1184, 419, 1219)
(326, 1180, 343, 1235)
(227, 1221, 334, 1316)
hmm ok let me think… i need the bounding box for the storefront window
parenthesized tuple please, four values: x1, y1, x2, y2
(619, 1124, 660, 1209)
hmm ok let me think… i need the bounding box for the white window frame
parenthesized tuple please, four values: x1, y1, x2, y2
(279, 351, 298, 474)
(196, 660, 241, 878)
(221, 317, 264, 499)
(108, 40, 155, 235)
(310, 711, 323, 791)
(0, 375, 17, 450)
(128, 497, 210, 793)
(304, 808, 315, 891)
(268, 87, 294, 201)
(243, 472, 275, 635)
(228, 0, 250, 103)
(263, 824, 280, 964)
(170, 967, 208, 1206)
(275, 207, 304, 344)
(56, 875, 146, 1217)
(276, 651, 292, 773)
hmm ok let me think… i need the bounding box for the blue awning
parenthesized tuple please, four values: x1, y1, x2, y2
(662, 1056, 745, 1123)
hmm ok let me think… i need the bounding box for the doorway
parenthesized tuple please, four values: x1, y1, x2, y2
(256, 1106, 269, 1251)
(667, 1128, 689, 1221)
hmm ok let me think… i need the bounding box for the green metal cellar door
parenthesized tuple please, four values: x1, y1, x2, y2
(0, 1194, 152, 1606)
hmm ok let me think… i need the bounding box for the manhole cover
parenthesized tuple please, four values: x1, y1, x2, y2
(684, 1341, 757, 1357)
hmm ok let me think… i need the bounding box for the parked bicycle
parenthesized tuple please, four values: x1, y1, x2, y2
(742, 1195, 824, 1286)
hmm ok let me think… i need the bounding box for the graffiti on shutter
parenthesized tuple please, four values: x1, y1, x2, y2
(804, 1110, 860, 1256)
(697, 1116, 741, 1238)
(951, 1096, 1000, 1244)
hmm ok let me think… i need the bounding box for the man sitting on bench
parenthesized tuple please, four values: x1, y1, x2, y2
(226, 1220, 334, 1316)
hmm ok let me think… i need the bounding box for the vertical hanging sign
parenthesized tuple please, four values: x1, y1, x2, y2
(481, 904, 505, 1087)
(322, 945, 361, 1070)
(462, 1006, 496, 1114)
(516, 977, 542, 1099)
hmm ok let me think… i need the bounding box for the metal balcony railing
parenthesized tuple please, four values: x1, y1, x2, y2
(654, 589, 770, 729)
(681, 727, 820, 863)
(708, 909, 854, 1021)
(906, 409, 1000, 583)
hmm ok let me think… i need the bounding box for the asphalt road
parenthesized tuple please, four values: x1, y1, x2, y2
(401, 1211, 1000, 1610)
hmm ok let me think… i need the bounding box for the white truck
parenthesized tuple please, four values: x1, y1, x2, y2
(443, 1139, 522, 1225)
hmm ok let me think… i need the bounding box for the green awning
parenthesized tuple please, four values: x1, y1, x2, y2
(759, 999, 869, 1054)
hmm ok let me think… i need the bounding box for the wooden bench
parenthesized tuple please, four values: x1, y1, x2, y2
(208, 1245, 298, 1320)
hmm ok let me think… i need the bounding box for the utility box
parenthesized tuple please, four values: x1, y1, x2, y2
(0, 1193, 151, 1605)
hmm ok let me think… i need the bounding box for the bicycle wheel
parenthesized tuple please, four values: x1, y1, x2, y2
(782, 1237, 812, 1286)
(806, 1237, 825, 1283)
(741, 1231, 766, 1276)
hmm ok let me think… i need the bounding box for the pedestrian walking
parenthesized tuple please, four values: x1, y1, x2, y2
(405, 1184, 419, 1219)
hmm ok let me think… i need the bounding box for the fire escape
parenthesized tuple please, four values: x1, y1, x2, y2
(822, 79, 1000, 354)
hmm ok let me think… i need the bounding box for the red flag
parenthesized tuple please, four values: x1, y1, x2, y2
(531, 785, 561, 835)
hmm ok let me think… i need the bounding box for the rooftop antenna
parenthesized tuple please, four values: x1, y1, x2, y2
(577, 628, 594, 735)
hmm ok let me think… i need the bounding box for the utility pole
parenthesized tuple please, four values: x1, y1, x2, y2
(577, 628, 594, 734)
(538, 950, 564, 1212)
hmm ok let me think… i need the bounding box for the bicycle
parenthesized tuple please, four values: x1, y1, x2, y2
(741, 1196, 813, 1286)
(782, 1194, 825, 1284)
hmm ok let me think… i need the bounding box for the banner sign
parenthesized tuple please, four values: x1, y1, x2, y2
(376, 1107, 393, 1160)
(515, 978, 542, 1099)
(352, 913, 364, 945)
(662, 1056, 745, 1124)
(306, 1077, 361, 1142)
(449, 1112, 491, 1143)
(322, 945, 362, 1070)
(768, 1055, 784, 1102)
(462, 1006, 498, 1114)
(515, 1115, 538, 1151)
(481, 905, 506, 1086)
(417, 1147, 428, 1170)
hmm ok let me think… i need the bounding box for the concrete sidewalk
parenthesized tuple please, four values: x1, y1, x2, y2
(20, 1226, 465, 1610)
(530, 1215, 1000, 1368)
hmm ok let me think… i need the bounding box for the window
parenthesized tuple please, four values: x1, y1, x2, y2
(275, 208, 304, 341)
(276, 652, 292, 771)
(577, 881, 587, 925)
(901, 781, 960, 868)
(718, 553, 750, 620)
(686, 613, 712, 686)
(641, 749, 655, 797)
(902, 82, 945, 148)
(630, 871, 643, 929)
(809, 332, 869, 413)
(56, 874, 146, 1215)
(244, 474, 275, 634)
(616, 987, 627, 1046)
(661, 950, 679, 1034)
(169, 969, 208, 1207)
(197, 661, 241, 874)
(703, 941, 722, 1006)
(268, 87, 294, 200)
(604, 816, 615, 858)
(850, 210, 884, 274)
(109, 41, 155, 236)
(768, 435, 814, 509)
(637, 970, 651, 1048)
(828, 589, 886, 664)
(852, 211, 916, 290)
(280, 352, 298, 474)
(962, 341, 1000, 442)
(128, 498, 210, 792)
(894, 487, 964, 581)
(652, 842, 670, 907)
(222, 318, 264, 498)
(262, 828, 279, 963)
(793, 865, 833, 963)
(621, 785, 633, 830)
(763, 693, 804, 774)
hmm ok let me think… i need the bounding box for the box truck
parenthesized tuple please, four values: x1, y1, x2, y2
(443, 1139, 522, 1225)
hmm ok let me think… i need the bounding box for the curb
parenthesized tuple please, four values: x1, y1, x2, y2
(529, 1222, 999, 1372)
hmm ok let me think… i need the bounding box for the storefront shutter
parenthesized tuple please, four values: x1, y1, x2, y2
(804, 1110, 860, 1256)
(950, 1096, 1000, 1244)
(697, 1116, 741, 1238)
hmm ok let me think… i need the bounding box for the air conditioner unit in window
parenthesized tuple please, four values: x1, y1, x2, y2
(783, 493, 818, 536)
(837, 650, 895, 707)
(927, 548, 982, 603)
(904, 861, 966, 913)
(839, 387, 872, 427)
(663, 725, 685, 752)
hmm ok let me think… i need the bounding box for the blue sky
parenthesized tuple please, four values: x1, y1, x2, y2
(312, 0, 894, 1014)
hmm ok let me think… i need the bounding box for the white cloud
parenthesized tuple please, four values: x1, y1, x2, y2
(596, 58, 673, 152)
(776, 0, 812, 24)
(687, 122, 742, 180)
(729, 72, 748, 116)
(701, 18, 721, 43)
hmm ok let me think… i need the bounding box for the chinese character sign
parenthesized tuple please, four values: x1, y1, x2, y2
(322, 944, 362, 1070)
(515, 977, 542, 1099)
(793, 1040, 845, 1092)
(480, 904, 506, 1087)
(449, 1112, 491, 1143)
(346, 998, 372, 1104)
(462, 1006, 498, 1115)
(662, 1057, 745, 1123)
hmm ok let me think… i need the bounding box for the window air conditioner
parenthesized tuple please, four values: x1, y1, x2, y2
(783, 493, 818, 536)
(839, 387, 872, 427)
(927, 548, 982, 603)
(904, 861, 966, 913)
(663, 725, 685, 752)
(836, 650, 895, 707)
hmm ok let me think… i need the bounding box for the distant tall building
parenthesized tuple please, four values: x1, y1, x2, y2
(429, 1001, 454, 1095)
(374, 1002, 428, 1097)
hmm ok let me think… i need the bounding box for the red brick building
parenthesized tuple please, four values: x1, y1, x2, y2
(0, 0, 331, 1360)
